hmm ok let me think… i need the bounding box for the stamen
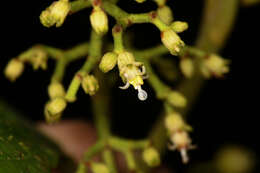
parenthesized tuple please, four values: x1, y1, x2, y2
(140, 65, 146, 75)
(119, 82, 130, 90)
(137, 86, 148, 101)
(180, 148, 189, 164)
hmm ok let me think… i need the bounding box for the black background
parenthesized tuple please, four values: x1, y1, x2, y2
(0, 0, 259, 172)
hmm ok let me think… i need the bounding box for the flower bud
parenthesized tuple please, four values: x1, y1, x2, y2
(117, 51, 135, 70)
(48, 82, 66, 99)
(171, 21, 189, 33)
(4, 59, 24, 82)
(142, 147, 161, 167)
(82, 75, 99, 96)
(40, 0, 70, 27)
(90, 7, 109, 35)
(180, 58, 194, 78)
(46, 97, 67, 116)
(99, 52, 118, 73)
(201, 54, 230, 78)
(167, 91, 187, 107)
(165, 112, 185, 133)
(157, 6, 173, 25)
(45, 98, 66, 123)
(91, 162, 109, 173)
(161, 29, 185, 55)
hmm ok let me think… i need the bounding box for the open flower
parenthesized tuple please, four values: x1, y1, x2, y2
(168, 131, 195, 164)
(117, 51, 148, 101)
(200, 54, 230, 78)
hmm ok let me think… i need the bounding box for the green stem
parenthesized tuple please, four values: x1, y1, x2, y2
(70, 0, 92, 13)
(91, 71, 111, 139)
(65, 31, 102, 102)
(112, 25, 124, 53)
(108, 136, 149, 151)
(83, 140, 105, 162)
(102, 149, 117, 173)
(51, 58, 67, 82)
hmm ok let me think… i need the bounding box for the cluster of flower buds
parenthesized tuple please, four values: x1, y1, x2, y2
(4, 59, 24, 82)
(200, 54, 230, 78)
(90, 1, 109, 35)
(165, 112, 195, 163)
(142, 147, 161, 167)
(99, 50, 148, 101)
(40, 0, 70, 27)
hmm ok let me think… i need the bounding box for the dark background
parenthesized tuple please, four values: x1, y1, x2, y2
(0, 0, 259, 172)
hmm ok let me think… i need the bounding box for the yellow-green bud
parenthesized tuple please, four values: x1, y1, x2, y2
(157, 6, 173, 25)
(91, 162, 110, 173)
(46, 97, 67, 116)
(117, 51, 135, 70)
(142, 147, 161, 167)
(201, 54, 230, 78)
(161, 29, 185, 56)
(99, 52, 118, 73)
(4, 59, 24, 82)
(167, 91, 187, 107)
(40, 0, 70, 27)
(90, 7, 109, 35)
(180, 58, 194, 78)
(171, 21, 189, 33)
(48, 82, 66, 99)
(165, 112, 185, 133)
(82, 75, 99, 96)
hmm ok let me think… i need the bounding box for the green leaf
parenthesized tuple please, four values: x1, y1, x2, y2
(0, 100, 72, 173)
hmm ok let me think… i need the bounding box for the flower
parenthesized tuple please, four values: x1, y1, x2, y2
(142, 147, 161, 167)
(167, 91, 187, 107)
(82, 75, 99, 96)
(117, 51, 148, 101)
(180, 58, 194, 78)
(168, 131, 195, 164)
(45, 97, 67, 123)
(200, 54, 230, 78)
(171, 21, 189, 33)
(40, 0, 70, 27)
(165, 112, 188, 133)
(99, 52, 118, 73)
(161, 29, 185, 55)
(4, 58, 24, 82)
(48, 82, 66, 99)
(90, 7, 109, 35)
(157, 6, 173, 25)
